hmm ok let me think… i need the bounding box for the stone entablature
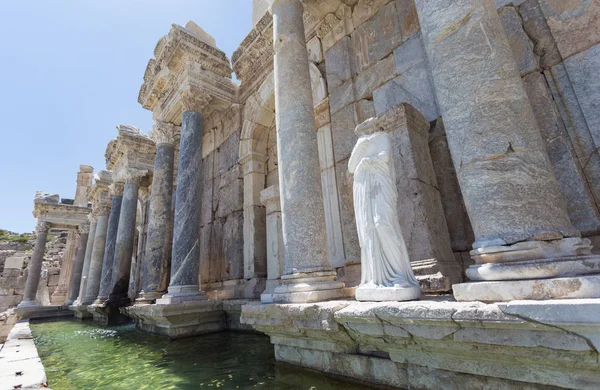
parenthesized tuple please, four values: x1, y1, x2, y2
(33, 202, 89, 229)
(139, 21, 236, 123)
(105, 125, 155, 186)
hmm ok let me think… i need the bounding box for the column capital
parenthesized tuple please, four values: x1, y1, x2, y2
(121, 168, 149, 186)
(138, 186, 151, 203)
(78, 223, 91, 234)
(93, 200, 112, 217)
(110, 182, 125, 196)
(150, 121, 181, 146)
(180, 88, 211, 114)
(36, 221, 52, 233)
(240, 152, 267, 175)
(260, 185, 281, 214)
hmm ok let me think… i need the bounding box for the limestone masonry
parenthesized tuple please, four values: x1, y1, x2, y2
(4, 1, 600, 388)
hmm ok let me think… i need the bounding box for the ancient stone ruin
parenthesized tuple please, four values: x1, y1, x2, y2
(4, 0, 600, 388)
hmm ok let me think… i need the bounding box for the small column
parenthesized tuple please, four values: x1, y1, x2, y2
(268, 0, 344, 303)
(74, 217, 97, 305)
(82, 206, 111, 305)
(65, 224, 90, 305)
(138, 121, 178, 303)
(107, 170, 146, 305)
(259, 185, 285, 303)
(415, 0, 600, 301)
(158, 93, 208, 304)
(18, 221, 51, 308)
(92, 184, 123, 304)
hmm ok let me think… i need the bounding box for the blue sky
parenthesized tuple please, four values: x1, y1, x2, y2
(0, 0, 253, 233)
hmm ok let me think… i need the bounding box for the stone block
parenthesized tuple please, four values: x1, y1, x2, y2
(217, 129, 240, 175)
(351, 1, 402, 74)
(355, 99, 376, 123)
(352, 0, 392, 30)
(522, 71, 600, 234)
(325, 36, 352, 92)
(199, 223, 212, 285)
(330, 103, 358, 163)
(499, 6, 540, 75)
(539, 0, 600, 59)
(209, 218, 225, 283)
(202, 151, 215, 183)
(201, 178, 214, 227)
(223, 211, 244, 280)
(429, 119, 475, 252)
(495, 0, 527, 7)
(354, 54, 397, 101)
(215, 173, 243, 220)
(374, 34, 439, 121)
(3, 256, 25, 270)
(396, 0, 420, 39)
(328, 77, 355, 114)
(519, 0, 563, 68)
(335, 159, 361, 265)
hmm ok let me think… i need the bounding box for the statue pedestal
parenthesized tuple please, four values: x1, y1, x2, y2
(355, 286, 421, 302)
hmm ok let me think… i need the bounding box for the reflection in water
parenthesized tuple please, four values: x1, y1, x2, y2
(31, 320, 370, 390)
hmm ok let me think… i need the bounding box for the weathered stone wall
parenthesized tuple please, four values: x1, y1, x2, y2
(199, 105, 247, 298)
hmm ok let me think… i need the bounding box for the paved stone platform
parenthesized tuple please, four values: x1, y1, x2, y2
(0, 321, 47, 390)
(241, 298, 600, 389)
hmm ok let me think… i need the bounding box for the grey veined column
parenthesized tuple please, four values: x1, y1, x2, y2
(18, 221, 51, 308)
(158, 98, 207, 304)
(65, 224, 90, 305)
(92, 184, 123, 304)
(138, 121, 177, 304)
(82, 204, 111, 305)
(107, 170, 146, 305)
(415, 0, 600, 301)
(267, 0, 344, 303)
(74, 218, 97, 306)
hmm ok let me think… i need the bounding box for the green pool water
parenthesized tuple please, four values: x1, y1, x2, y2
(30, 320, 370, 390)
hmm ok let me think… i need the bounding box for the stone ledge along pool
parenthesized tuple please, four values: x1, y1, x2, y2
(29, 319, 375, 390)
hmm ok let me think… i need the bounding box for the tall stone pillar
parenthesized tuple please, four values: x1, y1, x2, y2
(158, 95, 208, 304)
(138, 122, 178, 303)
(415, 0, 600, 301)
(267, 0, 344, 303)
(107, 171, 145, 305)
(65, 224, 89, 305)
(93, 184, 123, 304)
(82, 207, 110, 305)
(259, 185, 285, 303)
(74, 217, 96, 305)
(74, 165, 94, 207)
(18, 221, 51, 308)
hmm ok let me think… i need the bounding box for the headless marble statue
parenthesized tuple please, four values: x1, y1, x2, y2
(348, 119, 420, 301)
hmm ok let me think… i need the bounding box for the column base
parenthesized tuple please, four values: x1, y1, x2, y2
(16, 300, 38, 309)
(92, 295, 108, 306)
(156, 285, 208, 304)
(135, 290, 165, 305)
(122, 300, 225, 339)
(355, 285, 421, 302)
(453, 275, 600, 302)
(15, 305, 74, 320)
(50, 290, 68, 305)
(268, 271, 346, 304)
(69, 304, 93, 320)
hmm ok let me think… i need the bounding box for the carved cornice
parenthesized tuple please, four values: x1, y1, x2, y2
(120, 168, 149, 186)
(150, 121, 181, 146)
(139, 23, 236, 122)
(180, 88, 212, 113)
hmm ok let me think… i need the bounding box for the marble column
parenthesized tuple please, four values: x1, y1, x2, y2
(65, 224, 89, 305)
(415, 0, 600, 300)
(268, 0, 343, 303)
(92, 185, 123, 304)
(18, 221, 51, 308)
(138, 122, 177, 303)
(158, 104, 207, 304)
(108, 171, 145, 305)
(82, 207, 111, 305)
(74, 218, 96, 305)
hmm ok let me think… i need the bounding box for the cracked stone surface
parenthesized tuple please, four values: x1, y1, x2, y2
(242, 298, 600, 389)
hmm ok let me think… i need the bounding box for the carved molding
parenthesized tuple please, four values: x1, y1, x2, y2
(110, 182, 125, 196)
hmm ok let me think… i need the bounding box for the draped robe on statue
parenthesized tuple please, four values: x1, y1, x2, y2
(348, 131, 420, 293)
